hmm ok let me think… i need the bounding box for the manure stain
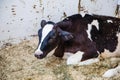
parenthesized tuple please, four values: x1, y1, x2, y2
(63, 12, 67, 17)
(33, 5, 37, 9)
(91, 0, 95, 2)
(39, 0, 42, 5)
(11, 8, 16, 15)
(78, 0, 81, 14)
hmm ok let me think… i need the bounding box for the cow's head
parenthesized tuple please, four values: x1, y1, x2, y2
(34, 20, 73, 59)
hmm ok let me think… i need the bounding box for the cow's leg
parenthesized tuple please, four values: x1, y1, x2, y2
(102, 63, 120, 77)
(100, 52, 120, 58)
(100, 51, 120, 58)
(110, 57, 120, 64)
(67, 51, 99, 65)
(78, 58, 99, 65)
(67, 51, 84, 65)
(102, 58, 120, 77)
(62, 52, 74, 59)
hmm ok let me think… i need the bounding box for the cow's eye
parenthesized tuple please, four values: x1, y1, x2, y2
(52, 35, 56, 39)
(48, 38, 54, 44)
(50, 33, 56, 39)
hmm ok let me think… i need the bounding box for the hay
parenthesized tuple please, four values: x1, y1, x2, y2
(0, 37, 120, 80)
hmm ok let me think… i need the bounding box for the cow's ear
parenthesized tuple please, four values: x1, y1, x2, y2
(58, 29, 74, 41)
(41, 20, 47, 28)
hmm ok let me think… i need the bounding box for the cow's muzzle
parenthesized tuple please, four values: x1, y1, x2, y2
(34, 53, 47, 59)
(34, 51, 47, 59)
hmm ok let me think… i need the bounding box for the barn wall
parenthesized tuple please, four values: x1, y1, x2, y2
(0, 0, 118, 46)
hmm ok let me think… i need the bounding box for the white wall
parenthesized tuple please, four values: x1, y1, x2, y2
(81, 0, 117, 16)
(0, 0, 118, 46)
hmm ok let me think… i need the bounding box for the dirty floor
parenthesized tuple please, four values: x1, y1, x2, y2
(0, 37, 120, 80)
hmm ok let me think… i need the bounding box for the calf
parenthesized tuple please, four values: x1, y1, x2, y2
(34, 14, 120, 77)
(35, 14, 99, 64)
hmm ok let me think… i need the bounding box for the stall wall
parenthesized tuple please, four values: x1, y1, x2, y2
(0, 0, 118, 46)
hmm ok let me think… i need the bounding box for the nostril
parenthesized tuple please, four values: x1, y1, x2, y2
(34, 53, 39, 58)
(34, 52, 41, 56)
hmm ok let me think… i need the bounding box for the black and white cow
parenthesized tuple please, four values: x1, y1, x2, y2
(34, 14, 120, 77)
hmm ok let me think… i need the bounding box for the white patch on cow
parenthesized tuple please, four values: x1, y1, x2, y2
(80, 12, 86, 17)
(103, 65, 120, 77)
(67, 51, 84, 65)
(34, 24, 54, 55)
(101, 49, 119, 58)
(78, 58, 99, 65)
(67, 51, 99, 65)
(101, 49, 113, 58)
(62, 52, 74, 59)
(91, 20, 99, 30)
(87, 20, 99, 41)
(40, 24, 54, 46)
(87, 24, 92, 40)
(115, 33, 120, 56)
(107, 20, 113, 23)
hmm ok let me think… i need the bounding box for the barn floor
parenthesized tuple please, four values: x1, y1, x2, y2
(0, 37, 120, 80)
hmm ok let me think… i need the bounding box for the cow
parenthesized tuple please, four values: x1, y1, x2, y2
(34, 13, 120, 77)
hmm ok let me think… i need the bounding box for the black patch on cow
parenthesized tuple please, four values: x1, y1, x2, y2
(54, 38, 65, 57)
(90, 17, 120, 53)
(53, 14, 99, 60)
